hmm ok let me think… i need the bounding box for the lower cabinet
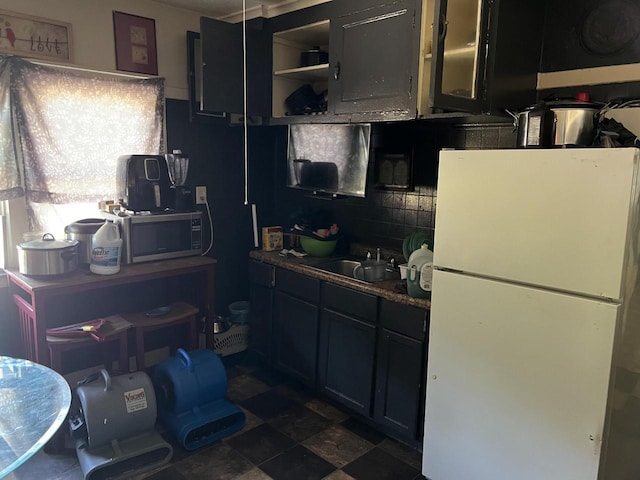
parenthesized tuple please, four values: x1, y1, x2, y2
(273, 269, 321, 387)
(374, 299, 429, 441)
(248, 260, 275, 362)
(318, 283, 378, 416)
(248, 261, 429, 443)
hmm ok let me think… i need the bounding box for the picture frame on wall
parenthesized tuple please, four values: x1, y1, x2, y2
(0, 9, 73, 62)
(113, 11, 158, 75)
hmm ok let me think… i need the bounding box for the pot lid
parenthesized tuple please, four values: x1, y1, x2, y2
(19, 233, 79, 250)
(64, 218, 105, 234)
(546, 99, 601, 109)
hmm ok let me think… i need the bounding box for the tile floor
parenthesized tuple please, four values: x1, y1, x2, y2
(9, 353, 426, 480)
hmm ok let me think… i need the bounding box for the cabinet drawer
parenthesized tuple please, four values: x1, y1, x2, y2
(277, 268, 320, 303)
(248, 259, 275, 288)
(323, 283, 377, 324)
(380, 299, 427, 340)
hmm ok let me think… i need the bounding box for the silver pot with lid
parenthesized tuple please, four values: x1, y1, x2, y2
(508, 96, 602, 148)
(548, 99, 601, 146)
(17, 233, 79, 277)
(64, 218, 105, 264)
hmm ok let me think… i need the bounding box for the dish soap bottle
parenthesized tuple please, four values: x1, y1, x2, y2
(407, 244, 433, 298)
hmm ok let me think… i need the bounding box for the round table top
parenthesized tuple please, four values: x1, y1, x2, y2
(0, 357, 71, 478)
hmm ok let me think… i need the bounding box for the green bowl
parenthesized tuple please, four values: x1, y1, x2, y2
(300, 236, 337, 257)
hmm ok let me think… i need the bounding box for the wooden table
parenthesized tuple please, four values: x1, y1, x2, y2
(6, 257, 216, 368)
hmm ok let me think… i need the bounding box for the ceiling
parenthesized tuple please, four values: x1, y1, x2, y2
(149, 0, 307, 19)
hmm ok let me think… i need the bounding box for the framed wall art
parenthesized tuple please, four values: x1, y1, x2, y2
(113, 11, 158, 75)
(0, 9, 73, 62)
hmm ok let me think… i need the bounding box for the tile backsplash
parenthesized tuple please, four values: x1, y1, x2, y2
(275, 121, 516, 253)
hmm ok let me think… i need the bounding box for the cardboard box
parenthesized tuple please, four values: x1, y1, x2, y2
(262, 226, 283, 251)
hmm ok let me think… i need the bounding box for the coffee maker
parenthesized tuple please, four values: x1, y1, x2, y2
(166, 150, 194, 212)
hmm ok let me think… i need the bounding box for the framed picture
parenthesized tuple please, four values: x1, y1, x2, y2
(0, 9, 72, 62)
(113, 11, 157, 75)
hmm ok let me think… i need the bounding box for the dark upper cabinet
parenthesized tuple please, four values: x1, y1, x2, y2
(196, 0, 542, 123)
(328, 0, 419, 117)
(327, 0, 543, 118)
(426, 0, 490, 113)
(199, 16, 269, 119)
(428, 0, 543, 114)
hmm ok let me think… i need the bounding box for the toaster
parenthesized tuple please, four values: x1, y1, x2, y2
(116, 155, 173, 212)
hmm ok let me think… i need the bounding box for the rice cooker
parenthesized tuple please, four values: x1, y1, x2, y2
(64, 218, 106, 264)
(509, 99, 602, 148)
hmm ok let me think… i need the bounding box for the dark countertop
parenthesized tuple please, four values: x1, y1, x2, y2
(249, 250, 431, 310)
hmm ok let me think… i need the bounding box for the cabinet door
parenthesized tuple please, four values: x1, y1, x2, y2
(248, 260, 275, 362)
(273, 291, 319, 387)
(249, 283, 273, 362)
(328, 0, 420, 116)
(200, 17, 269, 117)
(427, 0, 489, 112)
(374, 329, 424, 440)
(318, 308, 376, 416)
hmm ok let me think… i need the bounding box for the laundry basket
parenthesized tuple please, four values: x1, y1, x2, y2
(213, 324, 249, 357)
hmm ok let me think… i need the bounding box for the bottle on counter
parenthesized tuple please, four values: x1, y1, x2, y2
(407, 244, 433, 298)
(90, 221, 122, 275)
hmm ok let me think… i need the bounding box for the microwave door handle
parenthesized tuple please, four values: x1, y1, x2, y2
(153, 183, 161, 208)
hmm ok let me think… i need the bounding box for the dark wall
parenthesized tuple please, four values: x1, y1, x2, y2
(541, 0, 640, 72)
(539, 0, 640, 102)
(166, 99, 260, 315)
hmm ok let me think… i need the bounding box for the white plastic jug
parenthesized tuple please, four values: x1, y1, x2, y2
(90, 221, 122, 275)
(406, 244, 433, 298)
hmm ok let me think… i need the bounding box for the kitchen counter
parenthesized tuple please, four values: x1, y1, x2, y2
(249, 250, 430, 310)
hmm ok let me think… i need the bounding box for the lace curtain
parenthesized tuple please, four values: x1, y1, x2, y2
(0, 56, 22, 200)
(0, 55, 165, 234)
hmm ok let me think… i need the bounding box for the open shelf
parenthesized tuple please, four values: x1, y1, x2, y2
(272, 19, 330, 118)
(424, 44, 476, 60)
(274, 63, 329, 80)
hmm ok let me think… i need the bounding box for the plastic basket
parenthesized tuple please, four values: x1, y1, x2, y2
(213, 325, 249, 357)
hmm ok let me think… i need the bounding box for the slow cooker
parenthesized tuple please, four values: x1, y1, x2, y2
(17, 233, 79, 277)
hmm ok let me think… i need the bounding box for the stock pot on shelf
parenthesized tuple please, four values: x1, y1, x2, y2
(17, 233, 79, 277)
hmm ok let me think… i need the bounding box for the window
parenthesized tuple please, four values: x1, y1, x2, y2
(0, 56, 164, 268)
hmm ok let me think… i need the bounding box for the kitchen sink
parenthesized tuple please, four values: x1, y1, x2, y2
(309, 258, 400, 283)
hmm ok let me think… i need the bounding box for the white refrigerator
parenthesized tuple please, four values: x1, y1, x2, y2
(422, 148, 640, 480)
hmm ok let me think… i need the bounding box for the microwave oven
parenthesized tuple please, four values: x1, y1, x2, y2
(104, 211, 203, 264)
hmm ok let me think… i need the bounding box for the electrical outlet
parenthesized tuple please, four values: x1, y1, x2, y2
(196, 186, 207, 205)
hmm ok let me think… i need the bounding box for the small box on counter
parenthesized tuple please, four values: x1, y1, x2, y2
(98, 200, 121, 213)
(262, 226, 283, 251)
